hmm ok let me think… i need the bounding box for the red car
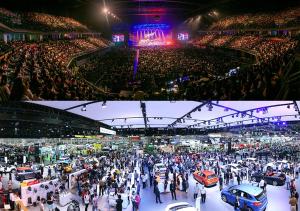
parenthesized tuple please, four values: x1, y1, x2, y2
(193, 170, 218, 187)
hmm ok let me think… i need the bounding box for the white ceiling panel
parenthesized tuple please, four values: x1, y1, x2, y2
(216, 101, 293, 112)
(30, 101, 299, 128)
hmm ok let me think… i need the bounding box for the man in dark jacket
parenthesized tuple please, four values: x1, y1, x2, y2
(116, 195, 123, 211)
(170, 181, 177, 200)
(154, 185, 162, 203)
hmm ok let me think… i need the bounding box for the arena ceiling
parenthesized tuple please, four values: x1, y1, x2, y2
(1, 0, 298, 25)
(30, 101, 300, 129)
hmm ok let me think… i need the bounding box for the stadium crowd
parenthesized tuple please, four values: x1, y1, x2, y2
(79, 46, 243, 99)
(0, 7, 89, 32)
(209, 7, 300, 30)
(78, 33, 298, 100)
(0, 38, 108, 101)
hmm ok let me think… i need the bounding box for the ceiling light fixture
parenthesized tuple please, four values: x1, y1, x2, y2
(81, 105, 86, 111)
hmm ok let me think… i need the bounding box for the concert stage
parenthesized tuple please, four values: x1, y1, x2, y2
(129, 23, 173, 47)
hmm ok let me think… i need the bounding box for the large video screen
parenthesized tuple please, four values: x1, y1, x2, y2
(177, 33, 189, 41)
(112, 34, 124, 43)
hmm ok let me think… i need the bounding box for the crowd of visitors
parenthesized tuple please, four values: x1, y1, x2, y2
(209, 7, 300, 30)
(35, 142, 299, 210)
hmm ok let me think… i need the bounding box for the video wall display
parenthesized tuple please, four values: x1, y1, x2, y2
(177, 32, 189, 41)
(112, 34, 125, 43)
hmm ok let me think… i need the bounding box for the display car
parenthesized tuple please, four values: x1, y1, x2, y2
(56, 160, 72, 173)
(193, 170, 218, 187)
(165, 202, 197, 211)
(221, 163, 243, 175)
(153, 163, 167, 174)
(221, 184, 268, 211)
(15, 167, 42, 181)
(251, 172, 286, 186)
(0, 162, 16, 173)
(263, 160, 290, 172)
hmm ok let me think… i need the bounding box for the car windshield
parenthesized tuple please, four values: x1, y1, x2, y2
(255, 190, 265, 201)
(207, 174, 216, 179)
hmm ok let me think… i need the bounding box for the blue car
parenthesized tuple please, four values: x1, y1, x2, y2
(221, 184, 267, 211)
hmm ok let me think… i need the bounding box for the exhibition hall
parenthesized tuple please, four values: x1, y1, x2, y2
(0, 101, 299, 211)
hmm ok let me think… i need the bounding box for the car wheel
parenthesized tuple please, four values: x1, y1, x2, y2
(221, 194, 227, 202)
(273, 181, 277, 186)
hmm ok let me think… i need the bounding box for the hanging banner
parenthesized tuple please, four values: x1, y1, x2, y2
(100, 127, 116, 135)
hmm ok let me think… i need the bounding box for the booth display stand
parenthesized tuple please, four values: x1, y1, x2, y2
(20, 178, 58, 207)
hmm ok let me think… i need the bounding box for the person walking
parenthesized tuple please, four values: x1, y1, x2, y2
(48, 167, 51, 177)
(170, 180, 177, 200)
(154, 185, 162, 203)
(84, 191, 90, 211)
(237, 174, 241, 185)
(40, 165, 44, 178)
(294, 190, 299, 211)
(116, 195, 123, 211)
(289, 194, 297, 211)
(259, 179, 264, 190)
(149, 172, 153, 187)
(142, 173, 147, 189)
(234, 195, 240, 211)
(200, 186, 206, 203)
(92, 193, 99, 211)
(135, 193, 141, 211)
(46, 193, 54, 211)
(194, 183, 200, 200)
(287, 174, 291, 190)
(131, 192, 137, 211)
(219, 175, 223, 191)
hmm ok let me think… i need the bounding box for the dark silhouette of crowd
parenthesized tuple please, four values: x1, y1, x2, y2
(0, 38, 108, 101)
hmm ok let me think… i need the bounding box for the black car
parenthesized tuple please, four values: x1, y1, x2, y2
(15, 167, 42, 182)
(251, 172, 286, 186)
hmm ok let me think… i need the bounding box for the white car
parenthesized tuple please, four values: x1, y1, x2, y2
(153, 163, 167, 174)
(165, 202, 197, 211)
(153, 163, 167, 180)
(263, 160, 290, 172)
(221, 164, 243, 175)
(0, 163, 16, 173)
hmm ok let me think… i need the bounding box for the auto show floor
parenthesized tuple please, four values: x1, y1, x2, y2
(2, 170, 298, 211)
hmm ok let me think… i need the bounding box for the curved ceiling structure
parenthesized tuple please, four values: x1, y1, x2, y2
(30, 101, 300, 129)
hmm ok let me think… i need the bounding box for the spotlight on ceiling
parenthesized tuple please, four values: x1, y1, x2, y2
(103, 8, 109, 14)
(81, 105, 86, 111)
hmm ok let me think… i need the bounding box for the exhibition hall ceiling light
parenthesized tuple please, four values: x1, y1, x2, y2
(81, 105, 86, 111)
